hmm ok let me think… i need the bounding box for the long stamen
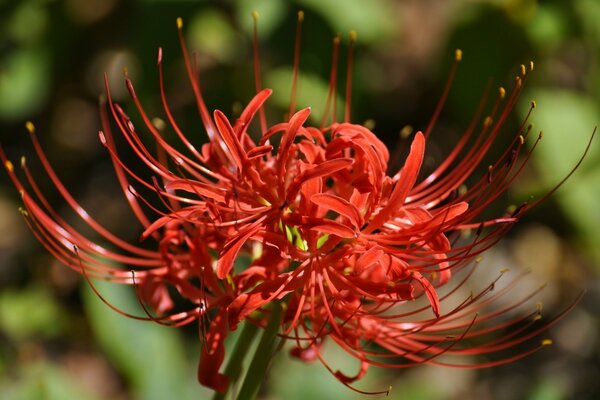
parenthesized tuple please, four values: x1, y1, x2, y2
(252, 11, 268, 134)
(344, 31, 356, 123)
(289, 11, 304, 117)
(320, 35, 341, 129)
(424, 49, 462, 138)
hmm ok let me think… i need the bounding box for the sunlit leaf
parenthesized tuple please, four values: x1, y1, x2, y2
(82, 280, 210, 400)
(235, 0, 289, 37)
(0, 361, 104, 400)
(521, 88, 600, 263)
(266, 67, 343, 123)
(297, 0, 395, 43)
(189, 9, 241, 64)
(6, 1, 49, 43)
(0, 285, 66, 340)
(0, 47, 50, 120)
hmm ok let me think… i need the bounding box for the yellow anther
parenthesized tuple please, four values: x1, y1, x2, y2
(488, 165, 493, 172)
(541, 339, 553, 346)
(363, 119, 375, 130)
(349, 30, 357, 43)
(5, 160, 13, 172)
(539, 130, 544, 139)
(400, 125, 413, 139)
(176, 17, 183, 29)
(455, 49, 462, 61)
(519, 135, 524, 145)
(475, 256, 483, 263)
(333, 35, 340, 45)
(20, 156, 26, 167)
(520, 64, 526, 76)
(536, 302, 543, 313)
(483, 116, 493, 128)
(152, 117, 166, 131)
(297, 10, 304, 21)
(252, 10, 259, 21)
(515, 76, 522, 87)
(499, 86, 506, 98)
(25, 121, 35, 134)
(533, 315, 542, 321)
(529, 61, 534, 71)
(500, 268, 510, 273)
(531, 100, 536, 109)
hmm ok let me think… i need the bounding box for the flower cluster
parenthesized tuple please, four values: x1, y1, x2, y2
(1, 15, 591, 395)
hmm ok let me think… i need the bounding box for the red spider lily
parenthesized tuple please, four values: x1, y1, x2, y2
(1, 12, 594, 396)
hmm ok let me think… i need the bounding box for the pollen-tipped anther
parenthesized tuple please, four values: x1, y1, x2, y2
(25, 121, 35, 134)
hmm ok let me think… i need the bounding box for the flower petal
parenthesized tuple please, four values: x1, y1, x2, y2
(197, 312, 229, 393)
(311, 193, 363, 229)
(366, 132, 425, 232)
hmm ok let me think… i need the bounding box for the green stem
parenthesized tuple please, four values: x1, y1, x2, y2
(236, 303, 283, 400)
(212, 320, 259, 400)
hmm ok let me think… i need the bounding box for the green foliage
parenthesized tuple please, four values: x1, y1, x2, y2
(82, 280, 210, 400)
(0, 361, 105, 400)
(523, 88, 600, 264)
(0, 285, 66, 340)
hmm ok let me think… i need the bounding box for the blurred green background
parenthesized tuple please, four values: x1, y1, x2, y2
(1, 0, 599, 399)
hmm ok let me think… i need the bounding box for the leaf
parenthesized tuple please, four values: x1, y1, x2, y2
(0, 47, 50, 120)
(522, 88, 600, 264)
(82, 280, 209, 400)
(296, 0, 396, 43)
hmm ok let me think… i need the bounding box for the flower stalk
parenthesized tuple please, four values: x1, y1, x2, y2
(235, 303, 283, 400)
(212, 319, 259, 400)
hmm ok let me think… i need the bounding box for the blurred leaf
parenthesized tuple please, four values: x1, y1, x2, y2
(522, 88, 600, 263)
(1, 361, 104, 400)
(82, 280, 210, 400)
(266, 67, 343, 124)
(6, 1, 49, 44)
(235, 0, 289, 37)
(266, 342, 385, 400)
(189, 9, 241, 64)
(0, 285, 66, 340)
(296, 0, 396, 44)
(575, 0, 600, 45)
(525, 4, 567, 51)
(448, 5, 531, 120)
(0, 47, 50, 120)
(528, 378, 566, 400)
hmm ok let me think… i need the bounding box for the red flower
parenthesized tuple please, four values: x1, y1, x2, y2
(1, 14, 593, 396)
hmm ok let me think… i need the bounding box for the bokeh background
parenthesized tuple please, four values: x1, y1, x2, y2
(1, 0, 599, 399)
